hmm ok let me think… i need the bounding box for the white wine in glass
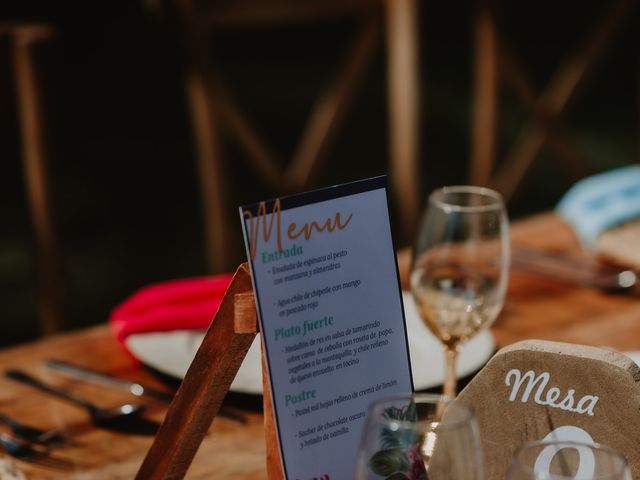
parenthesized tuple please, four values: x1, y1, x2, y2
(411, 186, 509, 397)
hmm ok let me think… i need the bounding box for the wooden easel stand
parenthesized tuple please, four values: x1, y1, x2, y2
(136, 263, 283, 479)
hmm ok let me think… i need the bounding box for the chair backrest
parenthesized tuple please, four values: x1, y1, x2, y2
(153, 0, 421, 272)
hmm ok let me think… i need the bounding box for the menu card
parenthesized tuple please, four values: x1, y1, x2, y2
(240, 177, 413, 479)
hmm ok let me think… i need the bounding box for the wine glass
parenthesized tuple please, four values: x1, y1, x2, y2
(410, 185, 509, 397)
(355, 393, 484, 480)
(507, 440, 631, 480)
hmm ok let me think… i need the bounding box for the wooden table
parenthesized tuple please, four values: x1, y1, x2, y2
(1, 212, 639, 479)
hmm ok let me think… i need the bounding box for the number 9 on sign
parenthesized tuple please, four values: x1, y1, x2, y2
(533, 426, 595, 478)
(509, 426, 631, 480)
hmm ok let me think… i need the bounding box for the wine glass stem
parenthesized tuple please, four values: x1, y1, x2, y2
(443, 345, 459, 398)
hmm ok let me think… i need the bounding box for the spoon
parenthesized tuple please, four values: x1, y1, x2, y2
(5, 370, 159, 436)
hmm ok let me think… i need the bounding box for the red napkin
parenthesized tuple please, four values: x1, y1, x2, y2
(109, 274, 234, 350)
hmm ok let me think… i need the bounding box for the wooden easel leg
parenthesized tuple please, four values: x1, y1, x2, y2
(136, 264, 257, 480)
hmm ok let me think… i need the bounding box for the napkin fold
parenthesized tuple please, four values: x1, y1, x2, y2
(557, 165, 640, 247)
(109, 274, 234, 350)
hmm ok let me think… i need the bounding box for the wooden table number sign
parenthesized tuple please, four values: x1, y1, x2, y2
(457, 340, 640, 479)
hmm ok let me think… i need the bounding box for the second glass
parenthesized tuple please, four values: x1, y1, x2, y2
(410, 186, 510, 397)
(355, 393, 484, 479)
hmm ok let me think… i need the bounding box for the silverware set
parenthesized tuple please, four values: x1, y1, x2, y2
(5, 369, 159, 436)
(0, 359, 248, 464)
(0, 361, 175, 463)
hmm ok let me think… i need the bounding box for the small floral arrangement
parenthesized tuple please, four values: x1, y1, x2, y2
(367, 402, 428, 480)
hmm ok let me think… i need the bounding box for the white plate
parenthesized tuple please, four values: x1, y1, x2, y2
(125, 292, 495, 395)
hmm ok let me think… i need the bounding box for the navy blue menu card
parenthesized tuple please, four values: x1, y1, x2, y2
(240, 176, 413, 479)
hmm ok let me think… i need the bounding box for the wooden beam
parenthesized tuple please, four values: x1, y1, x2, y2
(385, 0, 420, 243)
(285, 13, 380, 190)
(470, 0, 498, 187)
(10, 25, 63, 335)
(490, 0, 636, 200)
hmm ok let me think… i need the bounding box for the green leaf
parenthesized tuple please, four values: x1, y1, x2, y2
(380, 425, 402, 449)
(384, 406, 404, 421)
(379, 402, 420, 449)
(368, 448, 410, 476)
(403, 401, 418, 422)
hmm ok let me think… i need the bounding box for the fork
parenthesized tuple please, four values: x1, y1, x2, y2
(0, 433, 72, 469)
(0, 414, 66, 446)
(0, 432, 47, 459)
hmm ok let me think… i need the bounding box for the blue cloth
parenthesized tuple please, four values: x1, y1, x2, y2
(557, 165, 640, 247)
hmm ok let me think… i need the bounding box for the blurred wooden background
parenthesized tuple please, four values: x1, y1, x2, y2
(0, 0, 638, 346)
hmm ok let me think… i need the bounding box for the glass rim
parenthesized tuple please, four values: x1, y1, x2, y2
(429, 185, 504, 213)
(367, 393, 475, 431)
(510, 440, 629, 480)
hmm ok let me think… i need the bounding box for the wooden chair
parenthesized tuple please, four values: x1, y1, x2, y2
(150, 0, 422, 272)
(470, 0, 638, 202)
(1, 23, 63, 335)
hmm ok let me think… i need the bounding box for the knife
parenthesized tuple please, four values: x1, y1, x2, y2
(45, 359, 247, 423)
(512, 246, 639, 294)
(45, 358, 175, 402)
